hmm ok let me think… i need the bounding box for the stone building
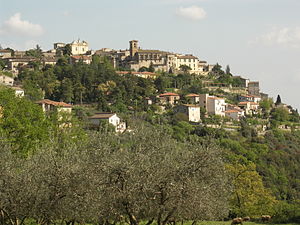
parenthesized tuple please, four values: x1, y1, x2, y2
(110, 40, 212, 75)
(248, 81, 260, 96)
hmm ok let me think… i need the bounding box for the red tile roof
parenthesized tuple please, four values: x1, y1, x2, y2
(37, 99, 72, 107)
(159, 92, 179, 97)
(186, 93, 200, 97)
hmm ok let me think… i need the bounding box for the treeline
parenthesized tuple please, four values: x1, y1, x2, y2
(16, 56, 225, 112)
(0, 124, 229, 225)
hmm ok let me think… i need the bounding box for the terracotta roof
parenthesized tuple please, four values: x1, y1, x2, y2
(89, 113, 115, 119)
(186, 93, 200, 97)
(177, 55, 198, 59)
(159, 92, 179, 97)
(37, 99, 72, 107)
(238, 101, 259, 105)
(225, 110, 240, 113)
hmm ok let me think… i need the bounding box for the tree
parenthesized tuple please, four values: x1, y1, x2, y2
(148, 62, 155, 72)
(225, 65, 231, 75)
(271, 107, 289, 122)
(62, 44, 72, 56)
(89, 124, 230, 225)
(60, 78, 74, 103)
(179, 65, 191, 74)
(275, 95, 282, 105)
(227, 162, 276, 217)
(0, 87, 51, 156)
(25, 45, 43, 58)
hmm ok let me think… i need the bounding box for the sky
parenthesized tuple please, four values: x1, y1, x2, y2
(0, 0, 299, 109)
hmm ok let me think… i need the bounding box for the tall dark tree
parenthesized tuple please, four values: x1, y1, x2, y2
(275, 94, 282, 105)
(225, 65, 231, 75)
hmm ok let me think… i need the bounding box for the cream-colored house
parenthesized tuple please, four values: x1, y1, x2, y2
(186, 93, 200, 104)
(174, 104, 201, 123)
(158, 92, 180, 105)
(88, 113, 126, 133)
(5, 57, 36, 75)
(238, 101, 259, 115)
(70, 40, 89, 55)
(0, 49, 12, 58)
(36, 99, 72, 114)
(70, 55, 92, 64)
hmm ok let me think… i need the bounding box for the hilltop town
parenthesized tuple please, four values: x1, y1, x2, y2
(0, 39, 299, 133)
(1, 39, 300, 225)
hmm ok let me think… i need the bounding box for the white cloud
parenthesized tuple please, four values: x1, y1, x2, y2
(176, 6, 207, 21)
(254, 26, 300, 48)
(0, 13, 44, 37)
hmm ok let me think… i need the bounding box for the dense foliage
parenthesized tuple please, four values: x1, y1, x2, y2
(0, 124, 229, 225)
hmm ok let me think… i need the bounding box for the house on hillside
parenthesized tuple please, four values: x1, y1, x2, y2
(238, 94, 261, 103)
(0, 49, 12, 59)
(158, 92, 180, 105)
(199, 94, 227, 116)
(248, 81, 260, 96)
(207, 96, 226, 116)
(70, 55, 92, 64)
(0, 75, 14, 86)
(186, 93, 200, 104)
(238, 101, 259, 115)
(36, 99, 72, 114)
(11, 86, 24, 97)
(88, 113, 126, 133)
(225, 109, 245, 120)
(174, 104, 201, 123)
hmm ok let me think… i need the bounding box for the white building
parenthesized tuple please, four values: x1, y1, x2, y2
(88, 113, 126, 133)
(11, 87, 24, 97)
(174, 104, 201, 123)
(70, 40, 89, 55)
(225, 109, 245, 120)
(199, 94, 226, 116)
(207, 96, 226, 116)
(238, 101, 259, 115)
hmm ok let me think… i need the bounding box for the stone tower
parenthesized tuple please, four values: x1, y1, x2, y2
(129, 40, 139, 58)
